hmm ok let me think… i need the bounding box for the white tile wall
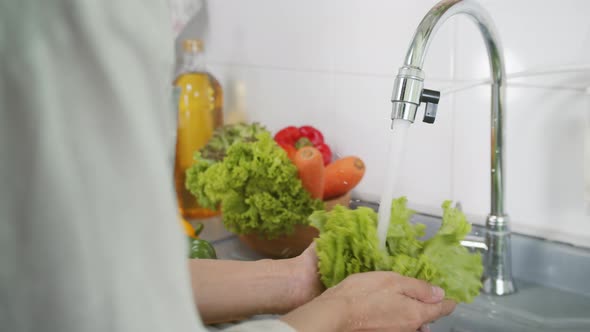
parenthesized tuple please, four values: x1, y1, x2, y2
(203, 0, 456, 79)
(181, 0, 590, 247)
(452, 85, 590, 245)
(453, 0, 590, 80)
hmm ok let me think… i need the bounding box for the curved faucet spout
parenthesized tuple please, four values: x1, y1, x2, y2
(390, 0, 515, 296)
(404, 0, 505, 85)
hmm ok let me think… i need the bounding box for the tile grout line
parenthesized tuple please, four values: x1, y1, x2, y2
(208, 61, 455, 82)
(449, 18, 458, 204)
(209, 62, 590, 94)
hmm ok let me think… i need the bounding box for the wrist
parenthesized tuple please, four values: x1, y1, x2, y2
(266, 257, 313, 314)
(262, 252, 323, 315)
(253, 258, 302, 314)
(281, 296, 351, 332)
(285, 251, 324, 308)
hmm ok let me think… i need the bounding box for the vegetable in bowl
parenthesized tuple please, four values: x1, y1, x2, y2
(185, 127, 324, 239)
(311, 196, 483, 303)
(198, 122, 267, 162)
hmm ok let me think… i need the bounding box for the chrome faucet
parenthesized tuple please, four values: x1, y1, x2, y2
(390, 0, 516, 296)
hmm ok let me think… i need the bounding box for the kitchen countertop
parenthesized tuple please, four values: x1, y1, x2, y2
(190, 216, 266, 261)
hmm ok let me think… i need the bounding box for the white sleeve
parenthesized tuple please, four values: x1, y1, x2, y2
(215, 319, 297, 332)
(0, 1, 205, 332)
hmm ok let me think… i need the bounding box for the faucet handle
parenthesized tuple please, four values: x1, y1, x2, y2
(420, 89, 440, 124)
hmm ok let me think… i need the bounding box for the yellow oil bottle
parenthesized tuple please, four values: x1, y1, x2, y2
(174, 39, 222, 218)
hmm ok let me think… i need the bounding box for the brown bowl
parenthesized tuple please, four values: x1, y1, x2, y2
(323, 191, 352, 211)
(238, 191, 352, 259)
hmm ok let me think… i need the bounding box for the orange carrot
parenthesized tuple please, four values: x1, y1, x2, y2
(323, 156, 365, 199)
(294, 147, 325, 199)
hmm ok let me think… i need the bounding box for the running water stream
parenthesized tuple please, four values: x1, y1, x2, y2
(377, 119, 412, 250)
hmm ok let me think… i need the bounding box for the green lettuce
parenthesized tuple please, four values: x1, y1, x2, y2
(312, 197, 483, 303)
(186, 130, 323, 238)
(199, 122, 267, 162)
(311, 206, 385, 288)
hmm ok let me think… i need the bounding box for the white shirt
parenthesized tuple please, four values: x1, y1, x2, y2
(0, 1, 293, 331)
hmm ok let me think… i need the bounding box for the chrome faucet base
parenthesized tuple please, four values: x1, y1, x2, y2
(484, 214, 517, 296)
(483, 276, 517, 296)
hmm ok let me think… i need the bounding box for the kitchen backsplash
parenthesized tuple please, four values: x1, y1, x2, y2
(180, 0, 590, 247)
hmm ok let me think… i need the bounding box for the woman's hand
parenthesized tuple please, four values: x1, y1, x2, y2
(281, 271, 456, 332)
(188, 243, 323, 324)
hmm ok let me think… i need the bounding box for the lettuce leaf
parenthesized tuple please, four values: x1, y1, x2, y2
(418, 201, 483, 302)
(311, 206, 384, 288)
(312, 197, 483, 303)
(386, 197, 425, 258)
(199, 122, 268, 162)
(186, 130, 323, 238)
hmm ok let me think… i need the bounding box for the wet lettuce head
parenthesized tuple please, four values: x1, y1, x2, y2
(311, 197, 483, 303)
(186, 130, 323, 238)
(311, 206, 385, 287)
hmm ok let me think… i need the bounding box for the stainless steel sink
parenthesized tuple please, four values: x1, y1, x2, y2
(432, 280, 590, 332)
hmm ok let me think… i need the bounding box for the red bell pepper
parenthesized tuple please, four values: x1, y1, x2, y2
(275, 125, 332, 165)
